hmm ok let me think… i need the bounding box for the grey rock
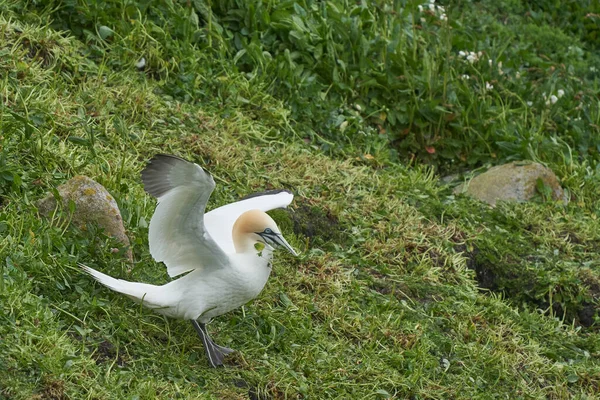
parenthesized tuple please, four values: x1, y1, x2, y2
(440, 173, 460, 185)
(37, 175, 132, 261)
(454, 161, 566, 206)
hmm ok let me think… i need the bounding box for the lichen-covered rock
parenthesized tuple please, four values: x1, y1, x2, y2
(454, 161, 566, 206)
(37, 175, 132, 261)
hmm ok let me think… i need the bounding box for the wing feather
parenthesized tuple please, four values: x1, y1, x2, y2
(142, 154, 228, 277)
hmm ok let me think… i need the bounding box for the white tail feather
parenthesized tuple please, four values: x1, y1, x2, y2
(80, 264, 161, 306)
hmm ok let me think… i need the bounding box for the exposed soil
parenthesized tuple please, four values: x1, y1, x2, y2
(288, 202, 347, 244)
(91, 339, 125, 367)
(456, 243, 599, 328)
(20, 37, 55, 67)
(248, 387, 272, 400)
(35, 377, 67, 400)
(578, 303, 597, 327)
(455, 244, 498, 291)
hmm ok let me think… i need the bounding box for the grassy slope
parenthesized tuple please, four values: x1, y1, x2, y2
(0, 1, 599, 400)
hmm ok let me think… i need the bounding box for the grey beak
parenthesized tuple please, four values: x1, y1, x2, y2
(277, 235, 298, 257)
(258, 231, 299, 256)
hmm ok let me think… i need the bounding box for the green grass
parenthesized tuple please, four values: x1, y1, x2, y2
(1, 1, 599, 399)
(13, 0, 600, 170)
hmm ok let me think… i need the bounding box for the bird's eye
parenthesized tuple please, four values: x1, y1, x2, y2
(264, 228, 273, 234)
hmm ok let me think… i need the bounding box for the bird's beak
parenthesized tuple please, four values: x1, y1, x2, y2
(258, 231, 298, 256)
(278, 235, 298, 257)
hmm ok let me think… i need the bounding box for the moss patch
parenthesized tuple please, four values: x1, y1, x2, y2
(288, 201, 348, 245)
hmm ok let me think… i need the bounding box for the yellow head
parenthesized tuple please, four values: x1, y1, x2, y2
(232, 209, 297, 256)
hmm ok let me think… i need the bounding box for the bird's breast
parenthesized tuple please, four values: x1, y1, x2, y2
(179, 256, 272, 321)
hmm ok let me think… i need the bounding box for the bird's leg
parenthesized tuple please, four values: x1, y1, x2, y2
(190, 320, 234, 368)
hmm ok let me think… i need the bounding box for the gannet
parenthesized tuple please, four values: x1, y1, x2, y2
(82, 154, 297, 367)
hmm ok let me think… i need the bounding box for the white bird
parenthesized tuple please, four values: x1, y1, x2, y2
(82, 154, 297, 367)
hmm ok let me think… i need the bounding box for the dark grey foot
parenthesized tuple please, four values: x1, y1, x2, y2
(191, 320, 234, 368)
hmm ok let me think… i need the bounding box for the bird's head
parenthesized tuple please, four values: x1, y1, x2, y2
(232, 209, 298, 256)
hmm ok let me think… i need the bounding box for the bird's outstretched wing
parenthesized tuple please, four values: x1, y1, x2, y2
(142, 154, 229, 277)
(204, 189, 294, 254)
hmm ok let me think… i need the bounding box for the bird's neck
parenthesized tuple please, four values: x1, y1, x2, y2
(232, 243, 274, 272)
(234, 234, 252, 253)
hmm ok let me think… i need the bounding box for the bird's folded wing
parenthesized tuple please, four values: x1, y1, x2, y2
(142, 154, 229, 277)
(204, 189, 294, 254)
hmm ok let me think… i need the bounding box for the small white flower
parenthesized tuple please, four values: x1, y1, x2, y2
(557, 89, 565, 98)
(591, 66, 597, 72)
(135, 57, 146, 69)
(441, 358, 450, 370)
(429, 3, 435, 11)
(550, 95, 558, 104)
(461, 74, 470, 80)
(488, 59, 493, 67)
(429, 0, 435, 3)
(515, 71, 521, 79)
(459, 51, 483, 64)
(420, 17, 426, 23)
(440, 13, 447, 21)
(485, 82, 493, 90)
(526, 101, 533, 106)
(437, 5, 445, 12)
(418, 5, 423, 12)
